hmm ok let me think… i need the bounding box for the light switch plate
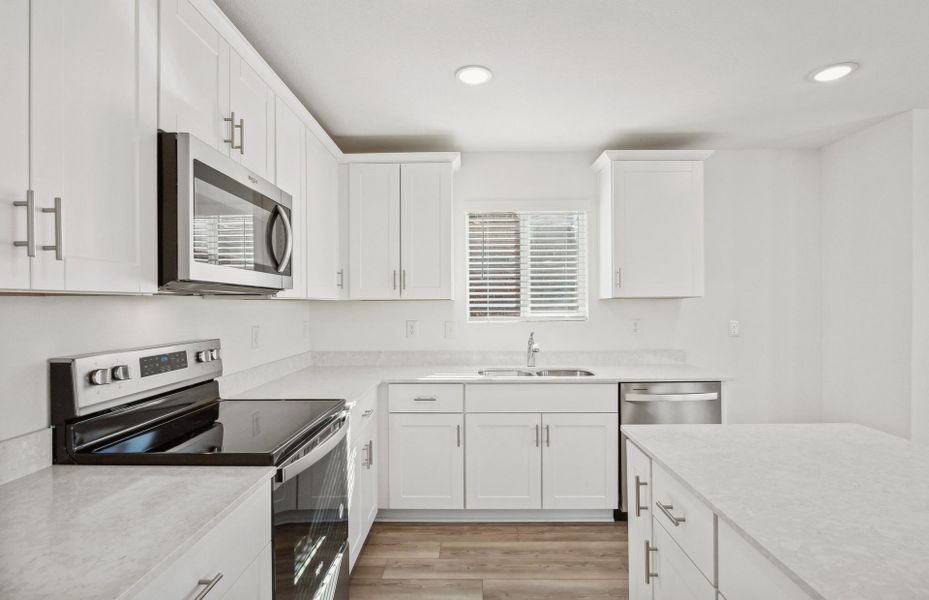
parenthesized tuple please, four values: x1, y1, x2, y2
(444, 321, 457, 339)
(251, 325, 261, 349)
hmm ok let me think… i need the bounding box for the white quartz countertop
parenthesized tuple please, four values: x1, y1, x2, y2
(621, 423, 929, 599)
(0, 464, 274, 600)
(232, 363, 726, 402)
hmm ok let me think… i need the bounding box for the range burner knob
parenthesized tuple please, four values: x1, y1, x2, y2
(89, 368, 112, 385)
(209, 348, 221, 361)
(196, 350, 213, 363)
(111, 365, 131, 381)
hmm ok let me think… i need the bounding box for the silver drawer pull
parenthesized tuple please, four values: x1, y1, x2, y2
(413, 396, 437, 402)
(634, 476, 648, 517)
(645, 540, 658, 583)
(194, 572, 223, 599)
(12, 189, 36, 257)
(362, 409, 374, 417)
(656, 500, 686, 526)
(40, 197, 63, 260)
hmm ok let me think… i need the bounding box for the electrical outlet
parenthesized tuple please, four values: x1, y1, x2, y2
(251, 325, 260, 349)
(632, 318, 640, 336)
(406, 320, 418, 338)
(728, 320, 741, 337)
(444, 321, 457, 339)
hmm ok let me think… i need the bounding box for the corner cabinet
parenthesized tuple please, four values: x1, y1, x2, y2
(594, 151, 712, 299)
(348, 155, 458, 300)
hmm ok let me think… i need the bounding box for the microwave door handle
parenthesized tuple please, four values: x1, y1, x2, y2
(273, 204, 293, 274)
(278, 411, 348, 483)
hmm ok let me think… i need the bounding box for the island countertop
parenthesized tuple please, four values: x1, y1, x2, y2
(621, 423, 929, 599)
(0, 465, 274, 600)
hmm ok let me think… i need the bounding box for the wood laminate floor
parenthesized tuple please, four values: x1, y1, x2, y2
(349, 522, 629, 600)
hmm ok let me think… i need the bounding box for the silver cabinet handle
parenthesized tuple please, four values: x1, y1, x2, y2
(12, 189, 36, 257)
(656, 500, 686, 526)
(393, 269, 397, 290)
(194, 572, 223, 600)
(401, 269, 406, 290)
(645, 541, 658, 583)
(634, 476, 648, 517)
(456, 424, 461, 447)
(223, 112, 240, 150)
(535, 424, 540, 447)
(413, 396, 436, 402)
(545, 424, 551, 447)
(238, 117, 245, 154)
(367, 440, 374, 469)
(41, 197, 63, 260)
(337, 268, 345, 289)
(362, 409, 374, 417)
(272, 205, 293, 273)
(615, 268, 622, 287)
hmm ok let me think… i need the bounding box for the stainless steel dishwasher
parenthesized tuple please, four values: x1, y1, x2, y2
(619, 381, 721, 513)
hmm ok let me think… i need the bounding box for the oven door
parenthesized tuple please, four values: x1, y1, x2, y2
(273, 412, 349, 600)
(162, 132, 294, 293)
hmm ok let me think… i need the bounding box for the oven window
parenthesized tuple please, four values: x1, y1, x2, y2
(273, 436, 348, 599)
(192, 160, 291, 276)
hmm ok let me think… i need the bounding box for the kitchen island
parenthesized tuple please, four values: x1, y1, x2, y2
(621, 423, 929, 599)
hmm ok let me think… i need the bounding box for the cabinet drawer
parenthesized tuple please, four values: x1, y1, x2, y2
(350, 387, 378, 443)
(466, 384, 617, 413)
(132, 479, 271, 600)
(718, 519, 811, 600)
(652, 516, 716, 600)
(389, 384, 463, 412)
(651, 462, 715, 584)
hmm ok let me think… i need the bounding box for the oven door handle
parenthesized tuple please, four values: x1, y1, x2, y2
(272, 204, 293, 274)
(278, 411, 348, 483)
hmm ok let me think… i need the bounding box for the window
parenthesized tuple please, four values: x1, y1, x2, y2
(468, 211, 588, 321)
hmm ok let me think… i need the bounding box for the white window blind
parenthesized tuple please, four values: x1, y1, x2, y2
(468, 211, 588, 321)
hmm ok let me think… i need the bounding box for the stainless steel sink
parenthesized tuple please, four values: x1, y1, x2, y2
(478, 368, 536, 377)
(534, 369, 596, 377)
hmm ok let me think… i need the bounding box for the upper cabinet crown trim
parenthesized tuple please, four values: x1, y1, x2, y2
(592, 150, 715, 172)
(343, 152, 461, 171)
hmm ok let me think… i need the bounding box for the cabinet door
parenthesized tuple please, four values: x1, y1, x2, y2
(361, 423, 379, 535)
(465, 413, 542, 509)
(159, 0, 230, 152)
(541, 413, 618, 509)
(652, 519, 716, 600)
(274, 98, 306, 299)
(221, 543, 272, 600)
(229, 49, 275, 180)
(388, 413, 463, 509)
(30, 0, 156, 292)
(305, 130, 342, 299)
(348, 427, 366, 569)
(349, 164, 401, 299)
(627, 440, 653, 600)
(0, 0, 30, 290)
(399, 163, 452, 299)
(611, 161, 704, 298)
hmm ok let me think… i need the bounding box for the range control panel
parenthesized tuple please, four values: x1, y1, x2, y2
(140, 350, 189, 378)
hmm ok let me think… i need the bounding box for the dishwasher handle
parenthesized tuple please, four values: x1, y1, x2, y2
(624, 392, 719, 403)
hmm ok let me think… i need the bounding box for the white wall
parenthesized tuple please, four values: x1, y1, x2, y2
(910, 110, 929, 443)
(307, 150, 824, 424)
(820, 112, 925, 439)
(0, 296, 311, 443)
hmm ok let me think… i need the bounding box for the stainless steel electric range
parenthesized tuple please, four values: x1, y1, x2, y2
(50, 339, 349, 600)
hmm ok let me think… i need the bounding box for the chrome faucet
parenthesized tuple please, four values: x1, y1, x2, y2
(527, 332, 541, 367)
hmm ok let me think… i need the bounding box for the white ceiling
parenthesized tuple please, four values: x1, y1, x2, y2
(215, 0, 929, 153)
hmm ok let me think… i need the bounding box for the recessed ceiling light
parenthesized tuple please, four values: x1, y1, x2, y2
(809, 62, 859, 83)
(456, 65, 493, 86)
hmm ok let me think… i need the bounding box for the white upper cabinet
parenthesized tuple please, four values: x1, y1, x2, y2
(274, 98, 306, 298)
(0, 0, 30, 290)
(541, 412, 618, 510)
(465, 413, 543, 510)
(400, 163, 453, 299)
(594, 151, 712, 299)
(348, 157, 458, 300)
(305, 131, 343, 299)
(229, 49, 275, 180)
(159, 0, 230, 152)
(160, 0, 275, 181)
(349, 163, 402, 299)
(19, 0, 157, 293)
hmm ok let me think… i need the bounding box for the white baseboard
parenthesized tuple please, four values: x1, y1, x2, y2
(375, 509, 615, 523)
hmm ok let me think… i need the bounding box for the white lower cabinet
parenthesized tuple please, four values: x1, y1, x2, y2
(132, 479, 271, 600)
(541, 413, 619, 509)
(466, 413, 542, 509)
(651, 518, 716, 600)
(627, 440, 653, 600)
(388, 412, 464, 509)
(349, 398, 379, 569)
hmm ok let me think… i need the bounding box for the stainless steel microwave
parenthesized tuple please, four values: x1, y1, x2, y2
(158, 132, 294, 294)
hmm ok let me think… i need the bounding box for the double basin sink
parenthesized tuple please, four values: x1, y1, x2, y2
(478, 367, 595, 377)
